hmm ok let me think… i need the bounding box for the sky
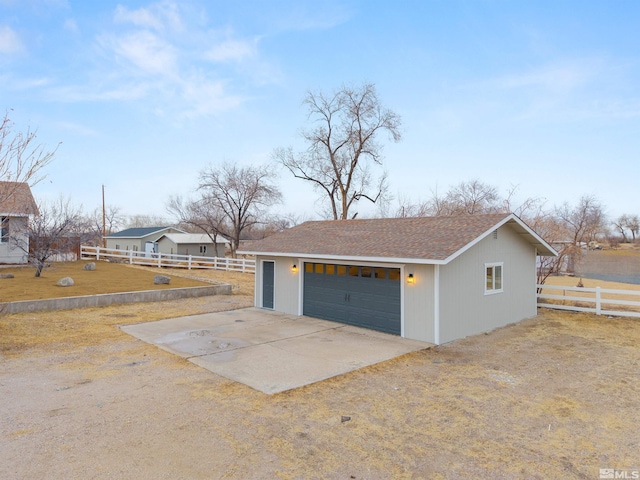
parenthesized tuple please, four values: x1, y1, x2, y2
(1, 0, 638, 224)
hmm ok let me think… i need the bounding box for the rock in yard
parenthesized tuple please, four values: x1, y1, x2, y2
(154, 275, 171, 285)
(57, 277, 74, 287)
(0, 273, 14, 279)
(83, 262, 96, 271)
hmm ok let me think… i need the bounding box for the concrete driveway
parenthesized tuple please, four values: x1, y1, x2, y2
(120, 307, 431, 394)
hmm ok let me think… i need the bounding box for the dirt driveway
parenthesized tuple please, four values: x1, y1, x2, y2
(1, 294, 638, 479)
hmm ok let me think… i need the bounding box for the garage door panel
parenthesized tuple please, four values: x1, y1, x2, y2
(303, 262, 400, 335)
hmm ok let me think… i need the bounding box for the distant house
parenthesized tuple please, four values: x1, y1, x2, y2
(239, 213, 557, 345)
(0, 181, 38, 264)
(156, 233, 230, 258)
(104, 226, 185, 254)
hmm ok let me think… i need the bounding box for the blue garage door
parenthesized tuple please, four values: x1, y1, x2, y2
(303, 263, 401, 335)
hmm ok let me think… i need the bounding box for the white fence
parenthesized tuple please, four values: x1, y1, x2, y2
(81, 245, 255, 274)
(537, 284, 640, 318)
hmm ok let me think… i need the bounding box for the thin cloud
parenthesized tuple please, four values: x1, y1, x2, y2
(54, 120, 98, 136)
(63, 18, 78, 33)
(206, 38, 257, 63)
(114, 1, 182, 32)
(494, 61, 598, 92)
(0, 25, 24, 54)
(103, 30, 177, 76)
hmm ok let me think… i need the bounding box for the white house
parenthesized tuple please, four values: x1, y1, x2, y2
(156, 233, 230, 258)
(238, 213, 557, 345)
(0, 182, 38, 264)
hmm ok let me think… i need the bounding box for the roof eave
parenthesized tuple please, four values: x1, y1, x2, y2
(237, 250, 448, 265)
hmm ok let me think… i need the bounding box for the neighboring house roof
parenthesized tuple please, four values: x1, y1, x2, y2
(239, 213, 557, 265)
(105, 226, 186, 239)
(0, 181, 38, 216)
(158, 233, 230, 245)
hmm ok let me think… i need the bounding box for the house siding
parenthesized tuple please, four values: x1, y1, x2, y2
(403, 263, 435, 343)
(156, 238, 227, 258)
(0, 216, 29, 264)
(438, 224, 537, 344)
(105, 228, 183, 252)
(255, 256, 300, 314)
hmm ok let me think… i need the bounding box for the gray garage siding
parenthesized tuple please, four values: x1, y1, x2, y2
(403, 263, 436, 343)
(256, 256, 300, 314)
(438, 224, 537, 344)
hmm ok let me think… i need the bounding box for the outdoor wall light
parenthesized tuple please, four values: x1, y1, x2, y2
(291, 264, 298, 273)
(407, 273, 415, 284)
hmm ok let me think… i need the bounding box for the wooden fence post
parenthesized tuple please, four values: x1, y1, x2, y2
(595, 286, 601, 315)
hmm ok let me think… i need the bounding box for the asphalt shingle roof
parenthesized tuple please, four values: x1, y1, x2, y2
(0, 181, 38, 216)
(241, 213, 533, 262)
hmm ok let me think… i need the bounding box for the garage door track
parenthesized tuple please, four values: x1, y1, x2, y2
(120, 307, 431, 394)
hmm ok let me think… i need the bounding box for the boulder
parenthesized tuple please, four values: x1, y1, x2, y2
(154, 275, 171, 285)
(0, 273, 14, 279)
(57, 277, 74, 287)
(83, 262, 96, 271)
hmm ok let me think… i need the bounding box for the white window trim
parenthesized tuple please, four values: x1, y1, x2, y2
(484, 262, 504, 295)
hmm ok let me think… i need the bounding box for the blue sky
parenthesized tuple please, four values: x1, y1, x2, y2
(1, 0, 638, 222)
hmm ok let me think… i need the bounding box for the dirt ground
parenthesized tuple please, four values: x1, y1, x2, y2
(1, 272, 639, 479)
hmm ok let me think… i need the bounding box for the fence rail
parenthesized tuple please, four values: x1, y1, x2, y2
(537, 284, 640, 318)
(80, 245, 255, 274)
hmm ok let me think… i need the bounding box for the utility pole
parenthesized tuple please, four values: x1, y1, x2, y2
(102, 184, 106, 247)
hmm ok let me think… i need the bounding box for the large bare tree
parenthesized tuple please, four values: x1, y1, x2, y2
(197, 162, 282, 257)
(274, 83, 402, 220)
(0, 112, 58, 203)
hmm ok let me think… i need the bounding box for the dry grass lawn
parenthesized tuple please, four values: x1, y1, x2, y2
(0, 261, 220, 301)
(0, 265, 638, 478)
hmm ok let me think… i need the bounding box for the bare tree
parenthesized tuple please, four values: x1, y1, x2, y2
(10, 196, 85, 277)
(274, 83, 401, 220)
(85, 205, 125, 244)
(125, 214, 171, 228)
(0, 111, 58, 203)
(198, 162, 282, 257)
(620, 214, 640, 242)
(555, 195, 606, 245)
(166, 194, 227, 257)
(528, 212, 575, 287)
(443, 179, 501, 215)
(612, 214, 630, 243)
(387, 181, 542, 219)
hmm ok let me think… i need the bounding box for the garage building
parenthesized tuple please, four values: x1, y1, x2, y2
(239, 213, 556, 345)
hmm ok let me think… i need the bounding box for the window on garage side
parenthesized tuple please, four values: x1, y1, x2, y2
(485, 262, 503, 294)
